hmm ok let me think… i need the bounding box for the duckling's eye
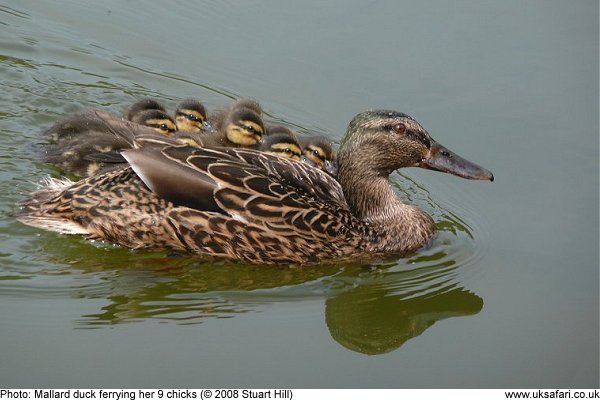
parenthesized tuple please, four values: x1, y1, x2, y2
(284, 148, 292, 153)
(312, 149, 320, 157)
(392, 123, 406, 134)
(160, 124, 168, 130)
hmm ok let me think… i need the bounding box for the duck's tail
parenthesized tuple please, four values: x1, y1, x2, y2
(15, 177, 90, 235)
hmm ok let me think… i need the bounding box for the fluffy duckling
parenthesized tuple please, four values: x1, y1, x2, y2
(123, 98, 167, 121)
(259, 131, 303, 161)
(265, 124, 298, 138)
(209, 98, 263, 127)
(205, 98, 265, 148)
(174, 99, 209, 133)
(42, 108, 182, 177)
(299, 135, 338, 176)
(130, 109, 177, 136)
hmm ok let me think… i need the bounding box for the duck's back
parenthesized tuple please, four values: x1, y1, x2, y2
(18, 144, 370, 265)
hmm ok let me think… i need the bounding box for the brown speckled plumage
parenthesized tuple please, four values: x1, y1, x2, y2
(20, 110, 494, 265)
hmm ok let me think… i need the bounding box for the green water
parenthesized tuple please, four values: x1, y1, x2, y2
(0, 0, 597, 388)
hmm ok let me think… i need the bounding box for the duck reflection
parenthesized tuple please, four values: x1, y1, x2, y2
(74, 257, 343, 326)
(326, 283, 482, 355)
(30, 213, 483, 354)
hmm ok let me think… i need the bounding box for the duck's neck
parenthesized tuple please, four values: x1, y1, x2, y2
(338, 146, 436, 253)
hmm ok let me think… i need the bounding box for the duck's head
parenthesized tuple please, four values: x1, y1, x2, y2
(224, 108, 265, 146)
(175, 99, 210, 133)
(124, 98, 166, 120)
(299, 135, 338, 176)
(259, 132, 303, 161)
(338, 110, 494, 181)
(131, 109, 177, 137)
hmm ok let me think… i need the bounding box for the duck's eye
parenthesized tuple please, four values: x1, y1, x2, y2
(312, 149, 320, 157)
(392, 123, 406, 134)
(187, 114, 197, 121)
(284, 148, 292, 153)
(160, 124, 168, 130)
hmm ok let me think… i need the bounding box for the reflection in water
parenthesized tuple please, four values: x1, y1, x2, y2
(18, 229, 484, 355)
(326, 284, 482, 355)
(74, 258, 343, 327)
(72, 255, 483, 355)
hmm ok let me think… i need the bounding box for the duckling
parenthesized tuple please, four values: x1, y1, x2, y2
(130, 109, 177, 136)
(204, 98, 265, 148)
(20, 110, 494, 265)
(265, 124, 298, 138)
(259, 132, 303, 161)
(174, 99, 209, 133)
(209, 98, 263, 128)
(299, 135, 338, 176)
(123, 98, 167, 121)
(42, 109, 181, 177)
(225, 98, 262, 116)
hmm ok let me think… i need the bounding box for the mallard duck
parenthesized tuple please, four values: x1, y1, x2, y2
(298, 134, 337, 176)
(18, 110, 493, 265)
(123, 98, 166, 121)
(174, 99, 210, 133)
(204, 98, 265, 147)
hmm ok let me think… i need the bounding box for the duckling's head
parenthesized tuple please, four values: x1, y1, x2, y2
(230, 98, 263, 116)
(299, 135, 337, 176)
(175, 99, 209, 133)
(224, 108, 265, 146)
(173, 131, 203, 147)
(259, 132, 303, 161)
(338, 110, 494, 181)
(265, 124, 297, 138)
(131, 109, 177, 137)
(124, 98, 166, 120)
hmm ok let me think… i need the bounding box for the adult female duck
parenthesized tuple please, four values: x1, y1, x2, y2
(17, 110, 493, 265)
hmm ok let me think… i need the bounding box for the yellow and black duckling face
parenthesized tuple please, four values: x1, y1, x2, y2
(299, 135, 338, 176)
(175, 99, 209, 133)
(224, 108, 265, 146)
(131, 109, 177, 137)
(124, 98, 167, 120)
(259, 132, 303, 161)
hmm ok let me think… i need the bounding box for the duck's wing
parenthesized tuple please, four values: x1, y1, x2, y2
(121, 144, 352, 239)
(223, 147, 346, 205)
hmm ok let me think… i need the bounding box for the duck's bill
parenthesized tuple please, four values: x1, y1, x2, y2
(419, 141, 494, 181)
(202, 120, 215, 132)
(300, 155, 318, 168)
